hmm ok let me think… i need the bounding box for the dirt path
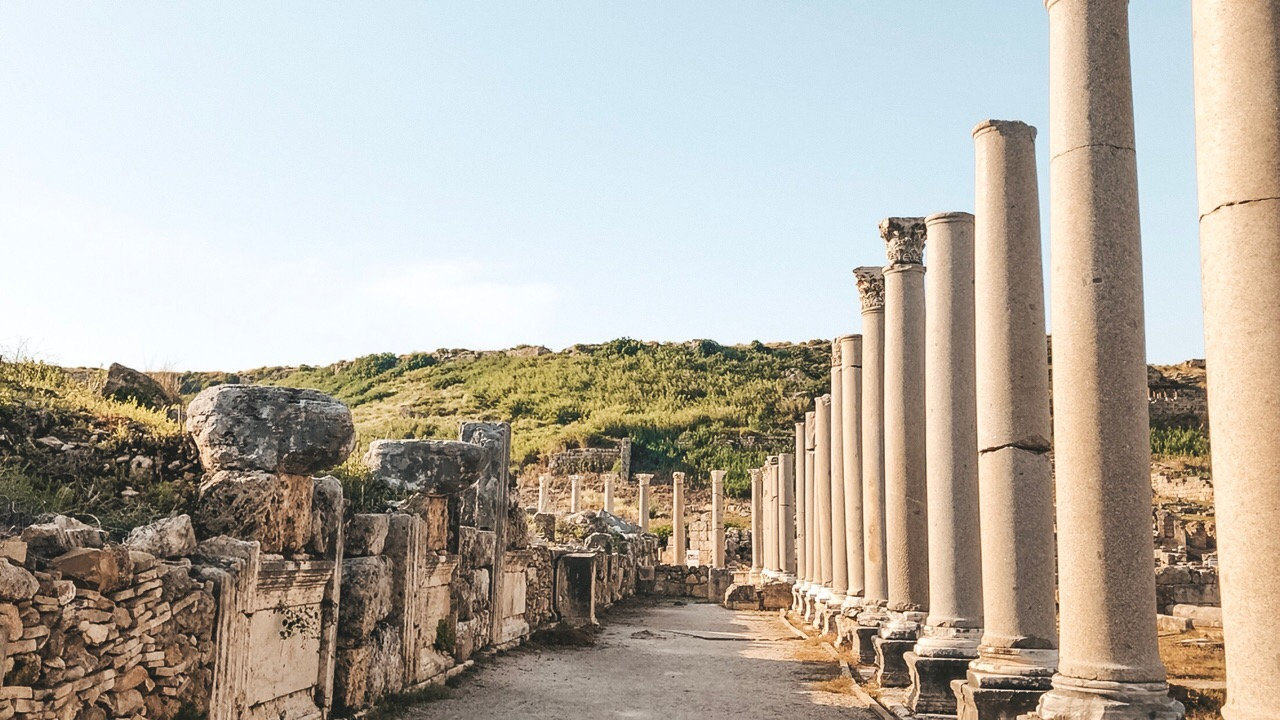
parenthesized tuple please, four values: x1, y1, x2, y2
(405, 598, 883, 720)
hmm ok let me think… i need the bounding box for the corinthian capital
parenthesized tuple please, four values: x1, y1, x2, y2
(880, 216, 927, 266)
(853, 266, 885, 312)
(831, 338, 842, 367)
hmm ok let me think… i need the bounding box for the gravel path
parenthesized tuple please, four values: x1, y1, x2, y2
(404, 598, 882, 719)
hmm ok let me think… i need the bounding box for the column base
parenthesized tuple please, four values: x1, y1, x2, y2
(953, 679, 1047, 720)
(874, 636, 914, 687)
(833, 612, 860, 650)
(1028, 676, 1185, 720)
(855, 625, 880, 665)
(907, 651, 972, 716)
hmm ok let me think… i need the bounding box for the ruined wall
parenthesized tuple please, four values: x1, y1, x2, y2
(547, 438, 631, 478)
(1155, 564, 1220, 612)
(688, 515, 749, 567)
(640, 565, 732, 601)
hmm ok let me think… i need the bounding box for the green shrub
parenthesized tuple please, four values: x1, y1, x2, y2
(1151, 426, 1210, 458)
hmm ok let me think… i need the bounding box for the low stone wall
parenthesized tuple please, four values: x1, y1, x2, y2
(1155, 563, 1220, 612)
(639, 564, 732, 601)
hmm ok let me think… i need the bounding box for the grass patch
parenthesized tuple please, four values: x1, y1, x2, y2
(811, 676, 853, 695)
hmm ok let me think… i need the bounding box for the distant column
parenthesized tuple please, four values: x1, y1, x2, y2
(778, 453, 796, 580)
(794, 422, 808, 596)
(711, 470, 726, 569)
(829, 341, 850, 609)
(803, 411, 820, 615)
(570, 474, 582, 513)
(1036, 1, 1181, 717)
(839, 334, 864, 611)
(1193, 3, 1280, 719)
(767, 460, 782, 576)
(956, 119, 1058, 719)
(906, 211, 982, 717)
(814, 396, 834, 603)
(855, 267, 888, 609)
(637, 474, 652, 533)
(876, 216, 929, 688)
(603, 475, 614, 514)
(672, 472, 687, 567)
(538, 474, 549, 513)
(750, 468, 763, 580)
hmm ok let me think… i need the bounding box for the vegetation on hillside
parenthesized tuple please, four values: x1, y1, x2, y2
(181, 339, 830, 497)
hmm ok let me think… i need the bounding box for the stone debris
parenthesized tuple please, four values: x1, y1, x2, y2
(363, 438, 488, 495)
(125, 515, 197, 559)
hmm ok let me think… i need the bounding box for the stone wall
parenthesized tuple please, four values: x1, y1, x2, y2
(1155, 563, 1220, 612)
(687, 515, 749, 567)
(546, 438, 631, 478)
(639, 564, 732, 601)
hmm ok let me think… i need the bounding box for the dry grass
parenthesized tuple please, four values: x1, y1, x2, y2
(811, 676, 853, 695)
(1159, 629, 1225, 680)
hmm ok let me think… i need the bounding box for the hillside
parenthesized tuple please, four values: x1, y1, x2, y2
(179, 338, 832, 496)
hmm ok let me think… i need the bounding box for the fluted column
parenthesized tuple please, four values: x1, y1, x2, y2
(750, 468, 763, 579)
(603, 475, 614, 514)
(794, 422, 809, 599)
(907, 212, 983, 716)
(956, 119, 1059, 720)
(1193, 4, 1280, 719)
(637, 474, 652, 533)
(710, 469, 726, 569)
(538, 474, 549, 513)
(828, 341, 850, 608)
(856, 268, 888, 610)
(672, 472, 687, 567)
(876, 217, 929, 688)
(839, 334, 864, 612)
(570, 474, 582, 513)
(778, 452, 796, 580)
(1037, 2, 1181, 717)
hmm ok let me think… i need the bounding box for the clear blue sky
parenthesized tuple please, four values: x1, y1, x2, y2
(0, 2, 1200, 371)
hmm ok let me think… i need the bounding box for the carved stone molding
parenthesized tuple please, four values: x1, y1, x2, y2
(854, 266, 886, 312)
(880, 217, 927, 266)
(831, 339, 843, 367)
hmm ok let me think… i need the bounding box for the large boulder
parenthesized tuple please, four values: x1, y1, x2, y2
(362, 439, 488, 495)
(125, 514, 197, 558)
(185, 385, 355, 474)
(193, 470, 313, 553)
(101, 363, 174, 409)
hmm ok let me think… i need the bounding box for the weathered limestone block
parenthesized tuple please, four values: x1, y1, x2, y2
(50, 545, 132, 592)
(334, 645, 372, 710)
(346, 514, 390, 557)
(124, 514, 197, 558)
(339, 556, 393, 642)
(194, 470, 313, 553)
(723, 583, 759, 610)
(366, 624, 405, 701)
(532, 512, 556, 542)
(0, 561, 37, 601)
(310, 475, 344, 556)
(363, 439, 488, 495)
(21, 515, 107, 557)
(186, 385, 356, 474)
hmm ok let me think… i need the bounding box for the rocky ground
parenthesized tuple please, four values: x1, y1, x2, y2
(406, 598, 882, 720)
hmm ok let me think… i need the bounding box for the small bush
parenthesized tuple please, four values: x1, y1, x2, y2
(1151, 426, 1210, 458)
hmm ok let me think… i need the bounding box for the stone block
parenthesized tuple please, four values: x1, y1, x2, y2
(362, 439, 488, 495)
(0, 538, 27, 565)
(953, 678, 1048, 720)
(194, 470, 313, 553)
(50, 546, 131, 593)
(759, 582, 792, 610)
(20, 515, 106, 557)
(906, 652, 971, 716)
(339, 556, 392, 642)
(334, 645, 372, 710)
(874, 636, 914, 687)
(0, 562, 36, 602)
(346, 514, 389, 557)
(186, 385, 355, 474)
(310, 475, 344, 556)
(125, 514, 197, 558)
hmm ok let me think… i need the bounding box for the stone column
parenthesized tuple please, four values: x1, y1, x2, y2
(813, 396, 834, 605)
(1037, 2, 1182, 717)
(838, 334, 864, 612)
(603, 475, 614, 514)
(766, 460, 780, 576)
(777, 452, 796, 580)
(710, 470, 726, 569)
(906, 212, 983, 716)
(637, 474, 652, 533)
(876, 217, 929, 688)
(750, 468, 763, 581)
(828, 343, 849, 613)
(672, 472, 687, 567)
(570, 474, 581, 513)
(537, 474, 549, 513)
(854, 267, 888, 663)
(794, 422, 808, 601)
(956, 119, 1059, 720)
(803, 412, 820, 619)
(1193, 4, 1280, 719)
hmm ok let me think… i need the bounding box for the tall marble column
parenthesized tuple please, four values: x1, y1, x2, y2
(876, 217, 930, 688)
(1037, 2, 1181, 717)
(672, 472, 687, 567)
(778, 453, 797, 580)
(813, 396, 834, 605)
(764, 461, 779, 577)
(838, 334, 864, 612)
(603, 475, 614, 514)
(538, 474, 549, 513)
(828, 341, 850, 611)
(854, 267, 888, 663)
(710, 470, 726, 569)
(1193, 4, 1280, 719)
(803, 411, 821, 619)
(637, 474, 652, 533)
(570, 474, 582, 513)
(907, 212, 983, 716)
(956, 119, 1059, 720)
(750, 468, 763, 580)
(794, 421, 809, 603)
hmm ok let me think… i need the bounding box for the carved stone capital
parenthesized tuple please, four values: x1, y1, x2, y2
(831, 339, 843, 367)
(854, 266, 886, 312)
(880, 216, 927, 266)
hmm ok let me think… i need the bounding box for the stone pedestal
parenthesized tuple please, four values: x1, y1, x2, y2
(875, 636, 915, 687)
(908, 652, 971, 717)
(953, 679, 1045, 720)
(855, 624, 881, 665)
(854, 268, 888, 608)
(1192, 3, 1280, 720)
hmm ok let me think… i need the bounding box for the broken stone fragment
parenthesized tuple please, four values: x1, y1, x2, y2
(185, 385, 356, 474)
(50, 546, 132, 593)
(362, 439, 488, 495)
(310, 475, 345, 556)
(21, 515, 107, 557)
(338, 556, 392, 641)
(0, 560, 38, 601)
(124, 514, 197, 558)
(346, 514, 389, 557)
(193, 470, 313, 553)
